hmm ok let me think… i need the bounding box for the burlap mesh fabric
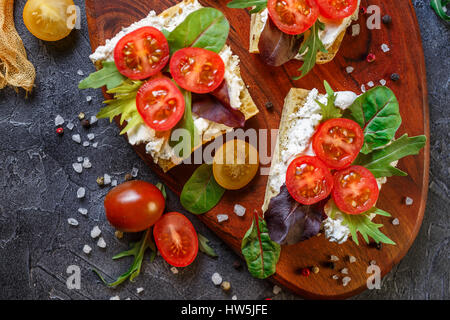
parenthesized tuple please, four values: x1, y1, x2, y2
(0, 0, 35, 92)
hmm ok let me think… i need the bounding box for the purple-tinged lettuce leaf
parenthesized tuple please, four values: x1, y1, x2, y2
(265, 184, 325, 244)
(258, 18, 303, 67)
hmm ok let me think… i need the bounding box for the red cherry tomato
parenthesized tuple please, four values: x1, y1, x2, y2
(312, 118, 364, 169)
(114, 27, 169, 80)
(104, 180, 165, 232)
(153, 212, 199, 267)
(332, 165, 379, 215)
(136, 76, 185, 131)
(285, 156, 334, 205)
(267, 0, 319, 35)
(315, 0, 359, 20)
(170, 47, 225, 94)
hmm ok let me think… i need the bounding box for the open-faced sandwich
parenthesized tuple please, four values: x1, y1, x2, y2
(228, 0, 360, 78)
(241, 82, 426, 279)
(79, 0, 258, 172)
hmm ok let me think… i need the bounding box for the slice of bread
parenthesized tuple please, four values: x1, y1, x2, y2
(249, 3, 360, 64)
(95, 0, 259, 172)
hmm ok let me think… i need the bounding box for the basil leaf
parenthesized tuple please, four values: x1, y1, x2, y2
(431, 0, 450, 21)
(169, 89, 198, 158)
(198, 233, 218, 258)
(353, 134, 427, 178)
(241, 211, 281, 279)
(316, 80, 342, 121)
(344, 86, 402, 154)
(327, 200, 395, 246)
(180, 164, 225, 214)
(167, 8, 230, 55)
(79, 61, 125, 90)
(293, 21, 327, 80)
(227, 0, 268, 14)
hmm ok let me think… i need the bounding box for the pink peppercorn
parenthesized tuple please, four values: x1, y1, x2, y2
(56, 127, 64, 135)
(366, 53, 376, 63)
(301, 268, 311, 277)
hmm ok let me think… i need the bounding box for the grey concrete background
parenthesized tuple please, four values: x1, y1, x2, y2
(0, 0, 448, 300)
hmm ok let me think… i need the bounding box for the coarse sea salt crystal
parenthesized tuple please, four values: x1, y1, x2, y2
(111, 180, 118, 187)
(104, 174, 111, 185)
(392, 218, 400, 225)
(332, 275, 339, 280)
(405, 197, 413, 206)
(97, 237, 107, 248)
(66, 122, 74, 130)
(55, 115, 65, 126)
(77, 187, 86, 198)
(234, 204, 246, 217)
(349, 256, 357, 263)
(72, 134, 81, 144)
(361, 84, 366, 93)
(83, 244, 92, 254)
(91, 226, 101, 238)
(82, 158, 92, 169)
(380, 79, 387, 86)
(232, 295, 237, 300)
(170, 267, 179, 274)
(341, 268, 349, 274)
(346, 66, 354, 74)
(367, 81, 374, 87)
(136, 288, 144, 294)
(330, 255, 339, 262)
(90, 115, 98, 124)
(83, 141, 90, 147)
(352, 24, 360, 36)
(77, 69, 84, 76)
(68, 218, 79, 226)
(77, 156, 83, 162)
(86, 96, 92, 102)
(72, 163, 83, 173)
(87, 133, 95, 141)
(211, 272, 223, 285)
(370, 260, 377, 265)
(273, 285, 282, 295)
(78, 208, 88, 215)
(217, 214, 229, 223)
(381, 43, 390, 52)
(342, 276, 351, 286)
(92, 142, 98, 148)
(131, 167, 139, 177)
(109, 296, 120, 300)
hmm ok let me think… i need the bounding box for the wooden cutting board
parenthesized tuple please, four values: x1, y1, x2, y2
(85, 0, 430, 299)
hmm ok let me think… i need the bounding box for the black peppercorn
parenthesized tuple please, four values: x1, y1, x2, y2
(265, 102, 274, 110)
(233, 260, 242, 270)
(81, 119, 91, 129)
(376, 242, 383, 250)
(382, 15, 392, 25)
(390, 73, 400, 81)
(328, 262, 335, 270)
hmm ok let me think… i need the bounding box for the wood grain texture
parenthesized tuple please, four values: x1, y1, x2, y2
(85, 0, 430, 299)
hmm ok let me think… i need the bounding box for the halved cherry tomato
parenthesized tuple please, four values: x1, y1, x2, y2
(114, 27, 169, 80)
(312, 118, 364, 169)
(104, 180, 165, 232)
(153, 212, 198, 267)
(170, 47, 225, 94)
(332, 166, 379, 215)
(285, 156, 334, 205)
(316, 0, 358, 20)
(136, 76, 185, 131)
(267, 0, 319, 35)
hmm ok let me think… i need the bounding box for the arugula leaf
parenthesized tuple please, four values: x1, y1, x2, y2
(78, 61, 125, 90)
(227, 0, 268, 14)
(156, 182, 167, 199)
(327, 200, 395, 245)
(169, 89, 199, 158)
(293, 21, 327, 80)
(93, 228, 157, 287)
(353, 134, 427, 178)
(96, 80, 144, 135)
(316, 80, 342, 121)
(241, 210, 281, 279)
(198, 233, 218, 258)
(344, 86, 402, 154)
(431, 0, 450, 21)
(167, 8, 230, 55)
(180, 164, 225, 214)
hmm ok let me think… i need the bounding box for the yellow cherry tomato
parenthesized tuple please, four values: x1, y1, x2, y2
(213, 139, 259, 190)
(23, 0, 76, 41)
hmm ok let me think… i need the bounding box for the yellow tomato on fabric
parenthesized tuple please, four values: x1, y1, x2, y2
(23, 0, 76, 41)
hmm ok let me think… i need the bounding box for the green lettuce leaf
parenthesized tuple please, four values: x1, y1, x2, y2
(327, 200, 395, 246)
(180, 164, 225, 215)
(344, 86, 402, 154)
(241, 211, 281, 279)
(227, 0, 268, 13)
(353, 134, 427, 178)
(78, 61, 125, 90)
(316, 80, 342, 121)
(430, 0, 450, 21)
(293, 21, 327, 80)
(167, 8, 230, 55)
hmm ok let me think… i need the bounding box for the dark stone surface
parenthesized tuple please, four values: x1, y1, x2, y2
(0, 0, 448, 300)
